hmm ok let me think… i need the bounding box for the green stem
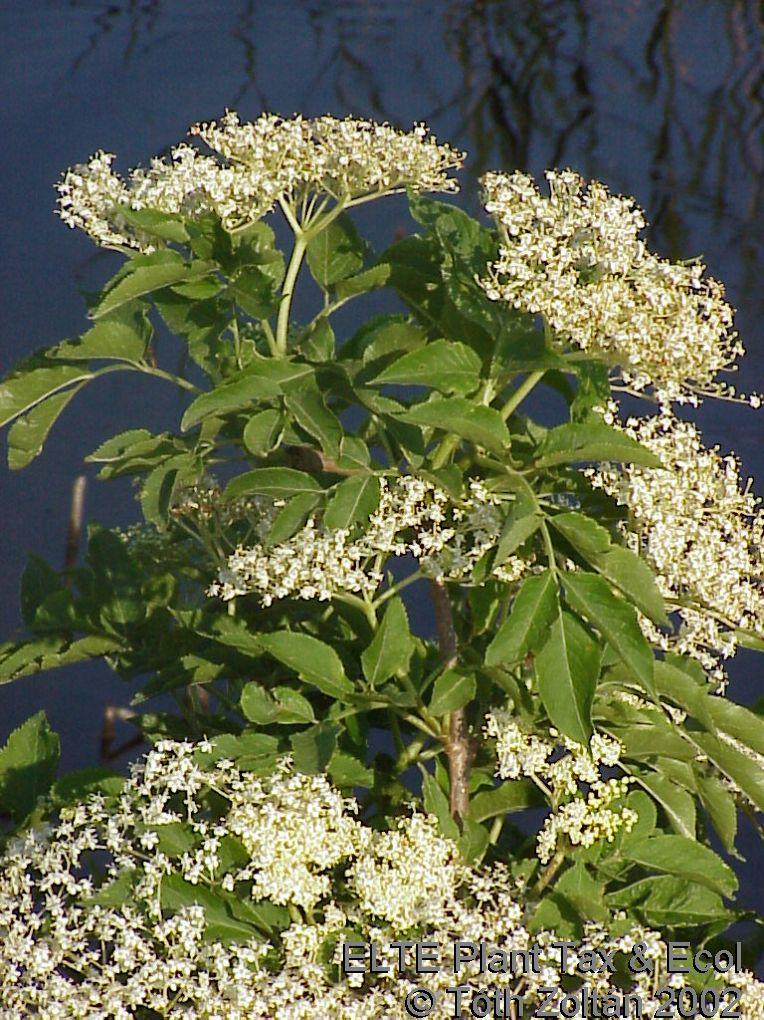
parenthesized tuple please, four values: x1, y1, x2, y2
(488, 815, 503, 845)
(431, 433, 461, 470)
(540, 521, 559, 577)
(230, 311, 242, 369)
(534, 847, 566, 895)
(334, 591, 377, 630)
(389, 711, 405, 757)
(274, 196, 349, 356)
(132, 363, 200, 393)
(261, 318, 278, 357)
(403, 713, 442, 741)
(376, 425, 398, 469)
(275, 232, 307, 355)
(500, 370, 546, 420)
(372, 570, 423, 609)
(395, 734, 427, 773)
(278, 197, 301, 234)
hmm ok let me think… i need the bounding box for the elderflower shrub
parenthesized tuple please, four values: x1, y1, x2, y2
(2, 740, 762, 1019)
(479, 170, 747, 406)
(57, 112, 463, 249)
(1, 112, 764, 1012)
(586, 410, 764, 685)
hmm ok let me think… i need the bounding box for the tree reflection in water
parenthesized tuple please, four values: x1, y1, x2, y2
(65, 0, 762, 312)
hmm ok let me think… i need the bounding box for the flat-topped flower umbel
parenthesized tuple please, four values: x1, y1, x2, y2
(57, 112, 463, 250)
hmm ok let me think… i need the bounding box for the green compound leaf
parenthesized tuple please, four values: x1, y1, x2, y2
(242, 408, 284, 456)
(324, 475, 380, 531)
(493, 503, 542, 568)
(535, 422, 663, 468)
(0, 635, 123, 685)
(554, 862, 608, 923)
(485, 570, 557, 667)
(94, 252, 215, 319)
(688, 732, 764, 814)
(621, 835, 738, 898)
(0, 364, 95, 430)
(361, 597, 414, 687)
(696, 774, 738, 855)
(633, 770, 697, 839)
(346, 316, 426, 365)
(52, 303, 150, 362)
(470, 780, 544, 822)
(428, 667, 476, 717)
(562, 571, 655, 698)
(225, 468, 322, 501)
(306, 212, 366, 287)
(229, 265, 280, 319)
(290, 721, 341, 774)
(264, 491, 321, 547)
(586, 546, 669, 627)
(420, 768, 459, 840)
(333, 262, 391, 300)
(0, 711, 60, 821)
(181, 372, 280, 431)
(7, 386, 85, 469)
(535, 607, 600, 745)
(371, 339, 482, 395)
(551, 514, 668, 626)
(51, 766, 124, 805)
(161, 875, 260, 944)
(549, 511, 612, 558)
(607, 876, 731, 928)
(271, 686, 316, 725)
(240, 683, 278, 725)
(398, 397, 510, 455)
(328, 751, 374, 788)
(257, 632, 354, 700)
(283, 374, 343, 458)
(140, 453, 196, 527)
(115, 205, 190, 243)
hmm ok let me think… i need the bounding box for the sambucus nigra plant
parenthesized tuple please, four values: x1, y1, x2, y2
(0, 112, 762, 1016)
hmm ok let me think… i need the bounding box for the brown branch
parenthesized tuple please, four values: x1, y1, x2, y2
(100, 705, 143, 763)
(63, 474, 87, 582)
(283, 445, 367, 476)
(430, 579, 473, 824)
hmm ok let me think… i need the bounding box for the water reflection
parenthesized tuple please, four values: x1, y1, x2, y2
(327, 0, 762, 309)
(64, 0, 762, 312)
(68, 0, 161, 74)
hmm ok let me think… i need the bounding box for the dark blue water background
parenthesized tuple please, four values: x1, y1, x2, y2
(1, 0, 762, 918)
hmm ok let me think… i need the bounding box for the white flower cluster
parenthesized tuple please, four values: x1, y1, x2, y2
(479, 170, 745, 405)
(56, 113, 463, 249)
(171, 482, 281, 534)
(425, 479, 531, 585)
(193, 111, 464, 204)
(347, 813, 464, 929)
(2, 739, 760, 1018)
(536, 776, 635, 864)
(209, 477, 531, 605)
(485, 713, 636, 863)
(227, 761, 367, 909)
(587, 412, 764, 683)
